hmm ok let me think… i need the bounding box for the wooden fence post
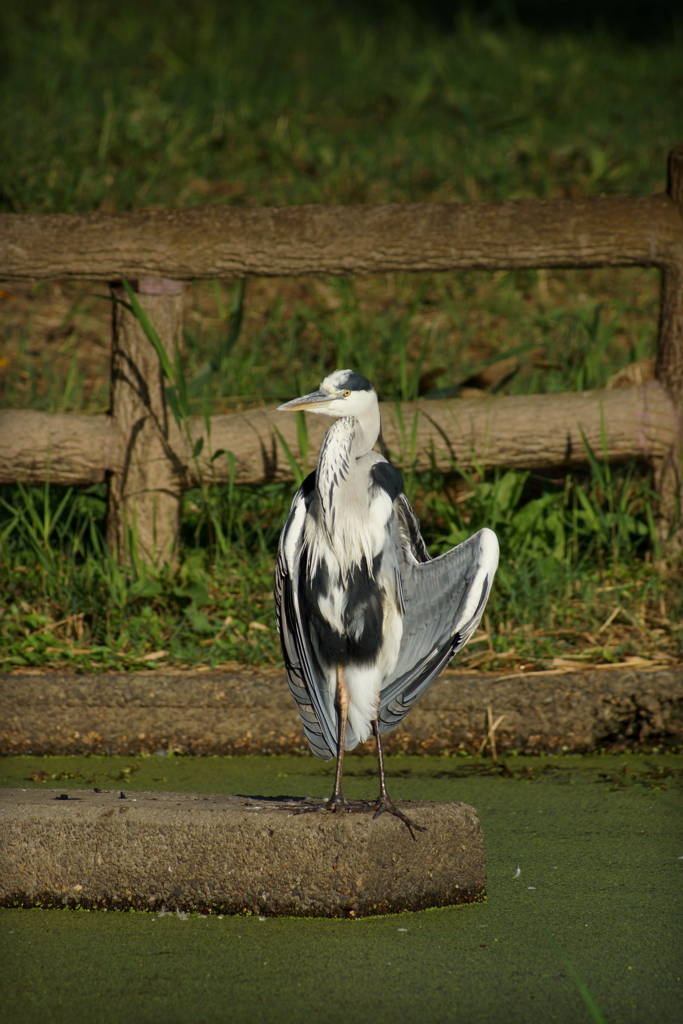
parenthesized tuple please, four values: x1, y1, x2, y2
(106, 277, 185, 567)
(655, 145, 683, 556)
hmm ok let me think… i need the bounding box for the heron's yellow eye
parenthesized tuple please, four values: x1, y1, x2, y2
(343, 389, 351, 397)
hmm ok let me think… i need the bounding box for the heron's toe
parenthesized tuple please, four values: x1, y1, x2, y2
(371, 796, 427, 839)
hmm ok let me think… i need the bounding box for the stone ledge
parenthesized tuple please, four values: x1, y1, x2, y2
(1, 665, 681, 754)
(0, 789, 485, 918)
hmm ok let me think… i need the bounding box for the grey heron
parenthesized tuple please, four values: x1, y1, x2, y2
(275, 369, 499, 833)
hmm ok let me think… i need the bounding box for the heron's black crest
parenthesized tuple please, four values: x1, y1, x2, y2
(339, 370, 372, 392)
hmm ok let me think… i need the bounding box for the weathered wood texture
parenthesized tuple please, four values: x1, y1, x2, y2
(0, 383, 675, 487)
(0, 410, 116, 485)
(1, 194, 682, 281)
(199, 383, 676, 485)
(106, 279, 184, 565)
(655, 146, 683, 550)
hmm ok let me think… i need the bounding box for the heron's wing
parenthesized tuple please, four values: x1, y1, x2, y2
(365, 454, 430, 565)
(378, 525, 499, 732)
(275, 472, 337, 760)
(395, 492, 431, 564)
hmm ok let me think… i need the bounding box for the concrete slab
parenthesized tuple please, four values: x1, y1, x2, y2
(2, 664, 681, 755)
(0, 789, 485, 917)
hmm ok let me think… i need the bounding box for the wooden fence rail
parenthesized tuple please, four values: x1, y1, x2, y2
(1, 147, 682, 564)
(0, 384, 677, 487)
(2, 194, 682, 281)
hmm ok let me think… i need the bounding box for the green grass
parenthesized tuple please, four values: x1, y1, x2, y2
(0, 0, 681, 672)
(1, 1, 681, 213)
(1, 451, 681, 673)
(0, 267, 663, 417)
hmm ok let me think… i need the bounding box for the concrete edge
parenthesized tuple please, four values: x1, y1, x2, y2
(1, 665, 682, 755)
(0, 789, 486, 918)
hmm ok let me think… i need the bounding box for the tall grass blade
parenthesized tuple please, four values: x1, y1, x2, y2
(560, 957, 609, 1024)
(120, 278, 174, 381)
(273, 425, 307, 488)
(295, 411, 309, 475)
(188, 279, 246, 397)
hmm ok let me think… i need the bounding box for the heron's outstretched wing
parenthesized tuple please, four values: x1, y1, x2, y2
(275, 472, 337, 760)
(378, 523, 499, 732)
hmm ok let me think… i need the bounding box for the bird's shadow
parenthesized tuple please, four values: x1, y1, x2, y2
(236, 794, 311, 804)
(235, 794, 370, 809)
(235, 794, 384, 818)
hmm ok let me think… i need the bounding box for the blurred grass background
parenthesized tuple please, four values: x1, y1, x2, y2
(0, 0, 682, 674)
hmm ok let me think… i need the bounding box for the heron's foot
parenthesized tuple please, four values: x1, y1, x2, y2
(293, 793, 348, 815)
(324, 792, 348, 813)
(371, 796, 427, 840)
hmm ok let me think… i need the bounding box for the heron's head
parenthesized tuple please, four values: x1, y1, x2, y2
(277, 369, 377, 422)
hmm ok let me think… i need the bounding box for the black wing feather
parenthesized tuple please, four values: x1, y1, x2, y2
(275, 471, 337, 760)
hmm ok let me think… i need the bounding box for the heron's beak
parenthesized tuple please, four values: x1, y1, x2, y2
(277, 390, 333, 412)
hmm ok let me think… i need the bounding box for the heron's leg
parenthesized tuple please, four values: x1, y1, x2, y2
(374, 719, 390, 803)
(370, 721, 427, 838)
(325, 665, 349, 813)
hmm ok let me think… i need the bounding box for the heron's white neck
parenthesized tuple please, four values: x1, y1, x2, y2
(311, 415, 378, 579)
(350, 401, 380, 458)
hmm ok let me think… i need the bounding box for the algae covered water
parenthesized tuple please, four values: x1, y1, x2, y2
(1, 753, 681, 1023)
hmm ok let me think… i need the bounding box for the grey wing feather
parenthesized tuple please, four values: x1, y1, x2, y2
(378, 519, 499, 733)
(275, 478, 337, 760)
(395, 493, 431, 564)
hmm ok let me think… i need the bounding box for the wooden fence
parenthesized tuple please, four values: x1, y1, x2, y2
(1, 146, 682, 565)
